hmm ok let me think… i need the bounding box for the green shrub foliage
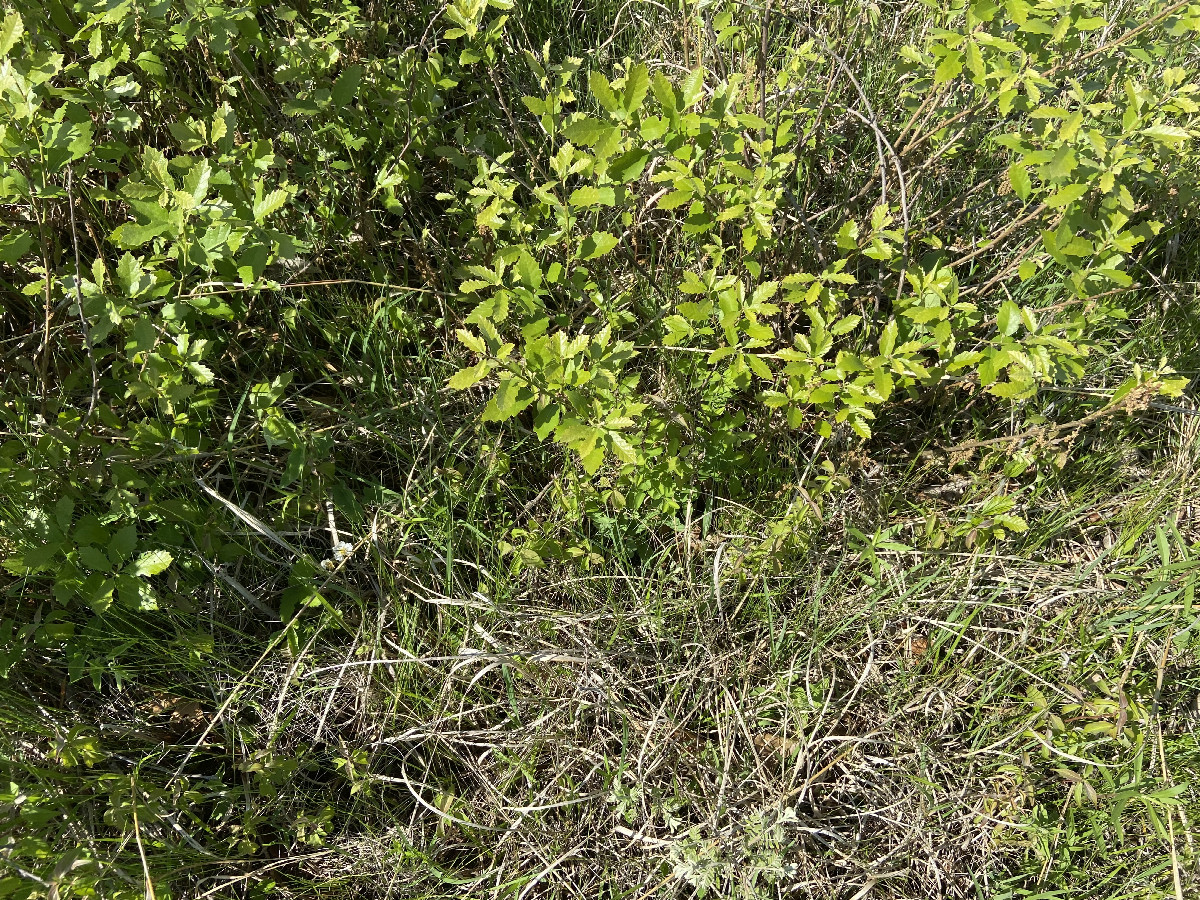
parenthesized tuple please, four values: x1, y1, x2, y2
(446, 1, 1197, 520)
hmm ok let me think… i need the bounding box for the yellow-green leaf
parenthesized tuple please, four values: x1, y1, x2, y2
(1141, 124, 1190, 145)
(568, 185, 615, 207)
(622, 63, 649, 113)
(0, 10, 22, 57)
(1045, 183, 1088, 208)
(448, 361, 491, 390)
(134, 550, 173, 577)
(1007, 162, 1031, 201)
(579, 231, 620, 259)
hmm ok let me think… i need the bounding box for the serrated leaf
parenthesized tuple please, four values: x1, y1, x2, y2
(746, 353, 773, 380)
(1141, 124, 1190, 144)
(652, 71, 677, 113)
(133, 549, 173, 577)
(608, 431, 638, 464)
(579, 231, 620, 259)
(989, 379, 1036, 399)
(751, 282, 779, 304)
(108, 524, 138, 562)
(830, 315, 861, 335)
(516, 252, 542, 289)
(878, 319, 898, 356)
(562, 116, 611, 145)
(533, 403, 562, 440)
(835, 219, 859, 251)
(622, 63, 649, 113)
(115, 252, 144, 295)
(655, 189, 691, 211)
(580, 445, 606, 475)
(448, 361, 491, 390)
(1039, 144, 1076, 180)
(589, 71, 620, 113)
(903, 306, 946, 324)
(997, 300, 1020, 336)
(332, 65, 364, 106)
(0, 11, 23, 57)
(1007, 162, 1031, 201)
(78, 545, 113, 572)
(483, 377, 535, 421)
(142, 146, 173, 191)
(456, 328, 487, 354)
(609, 148, 649, 182)
(253, 187, 290, 223)
(135, 51, 165, 77)
(188, 361, 215, 383)
(282, 98, 322, 116)
(1045, 183, 1088, 208)
(555, 419, 598, 448)
(680, 67, 705, 108)
(934, 50, 962, 85)
(568, 185, 615, 207)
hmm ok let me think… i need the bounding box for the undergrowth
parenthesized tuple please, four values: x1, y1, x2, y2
(1, 0, 1199, 898)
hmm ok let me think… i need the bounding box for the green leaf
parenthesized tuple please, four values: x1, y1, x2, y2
(0, 230, 33, 263)
(934, 50, 963, 84)
(1039, 144, 1076, 180)
(997, 300, 1020, 336)
(680, 67, 705, 108)
(609, 148, 650, 182)
(78, 546, 113, 572)
(989, 378, 1036, 399)
(640, 115, 670, 141)
(182, 159, 212, 205)
(0, 11, 23, 57)
(82, 574, 114, 613)
(456, 329, 487, 353)
(108, 525, 138, 562)
(608, 431, 638, 464)
(746, 353, 772, 380)
(1007, 162, 1031, 201)
(652, 71, 677, 113)
(448, 361, 491, 390)
(569, 185, 615, 207)
(135, 51, 165, 77)
(516, 252, 543, 289)
(253, 187, 290, 223)
(483, 377, 535, 421)
(580, 445, 606, 475)
(622, 63, 650, 113)
(533, 403, 563, 440)
(1141, 124, 1190, 145)
(1045, 183, 1088, 208)
(657, 189, 692, 210)
(115, 252, 145, 295)
(835, 220, 859, 251)
(589, 71, 620, 113)
(282, 98, 322, 117)
(878, 320, 898, 357)
(830, 315, 861, 335)
(562, 116, 611, 146)
(142, 146, 173, 190)
(555, 419, 598, 450)
(133, 550, 173, 577)
(579, 231, 620, 259)
(332, 65, 365, 106)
